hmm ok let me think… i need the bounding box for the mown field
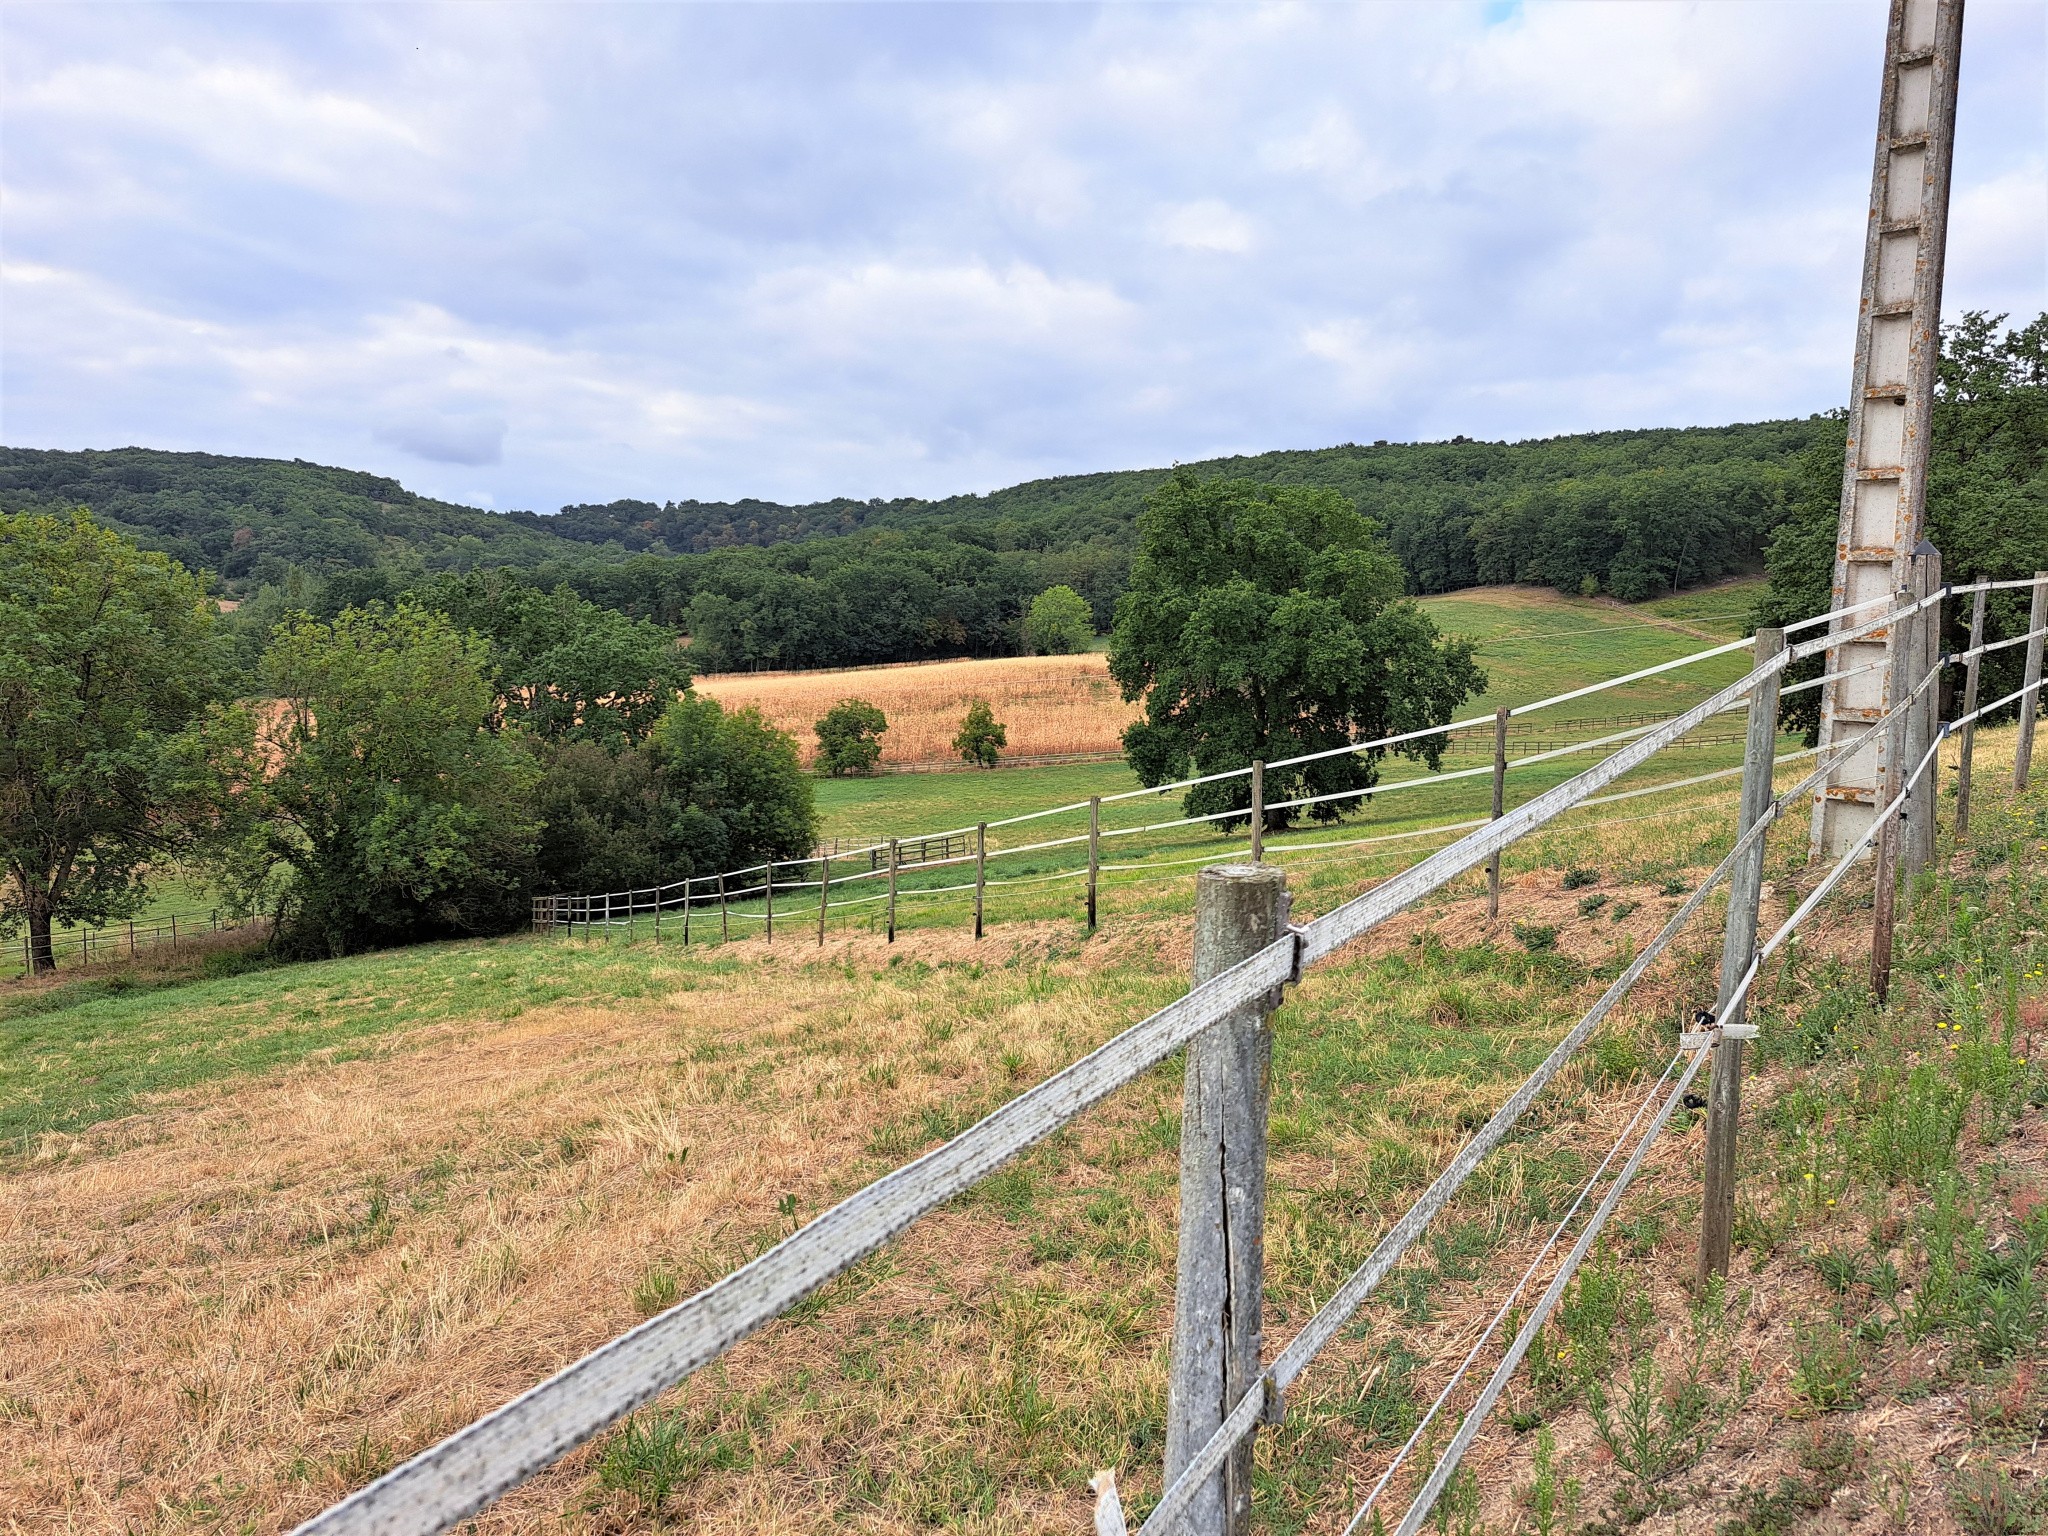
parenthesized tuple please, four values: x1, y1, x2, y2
(794, 581, 1763, 847)
(696, 580, 1760, 790)
(15, 576, 2048, 1535)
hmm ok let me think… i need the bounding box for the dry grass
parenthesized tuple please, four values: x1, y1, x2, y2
(695, 654, 1139, 766)
(8, 730, 2039, 1535)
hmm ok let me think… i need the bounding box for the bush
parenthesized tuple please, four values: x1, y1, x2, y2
(531, 739, 669, 895)
(1514, 921, 1559, 953)
(813, 698, 888, 777)
(1023, 584, 1095, 654)
(646, 696, 818, 876)
(953, 699, 1007, 769)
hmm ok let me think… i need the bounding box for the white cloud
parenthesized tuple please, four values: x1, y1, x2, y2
(0, 0, 2040, 509)
(1154, 200, 1256, 254)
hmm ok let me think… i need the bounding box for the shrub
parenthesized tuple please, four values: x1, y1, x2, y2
(813, 698, 888, 777)
(1513, 921, 1559, 953)
(646, 696, 818, 874)
(953, 699, 1008, 769)
(1562, 866, 1600, 890)
(1022, 584, 1095, 655)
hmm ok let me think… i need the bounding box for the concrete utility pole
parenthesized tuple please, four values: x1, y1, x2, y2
(1812, 0, 1965, 859)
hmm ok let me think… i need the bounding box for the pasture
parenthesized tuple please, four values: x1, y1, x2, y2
(10, 731, 2046, 1535)
(13, 576, 2047, 1536)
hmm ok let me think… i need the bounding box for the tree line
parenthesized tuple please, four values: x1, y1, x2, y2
(0, 523, 816, 972)
(0, 467, 1489, 971)
(4, 417, 1831, 674)
(1759, 311, 2048, 731)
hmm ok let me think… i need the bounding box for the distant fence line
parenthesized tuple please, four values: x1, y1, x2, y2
(11, 907, 260, 978)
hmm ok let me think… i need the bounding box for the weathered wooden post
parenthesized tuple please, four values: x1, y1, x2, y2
(1086, 797, 1101, 930)
(1164, 863, 1289, 1536)
(1914, 546, 1945, 874)
(169, 914, 178, 955)
(1249, 761, 1265, 863)
(128, 919, 136, 959)
(973, 823, 987, 940)
(1956, 584, 1987, 838)
(1486, 708, 1509, 919)
(681, 878, 692, 945)
(886, 839, 900, 943)
(1872, 588, 1917, 1004)
(1700, 627, 1783, 1283)
(718, 873, 729, 943)
(654, 885, 663, 943)
(765, 863, 775, 942)
(1901, 551, 1937, 883)
(2017, 572, 2048, 792)
(816, 853, 830, 945)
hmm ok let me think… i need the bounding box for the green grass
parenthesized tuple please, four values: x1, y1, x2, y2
(807, 586, 1760, 854)
(0, 938, 713, 1153)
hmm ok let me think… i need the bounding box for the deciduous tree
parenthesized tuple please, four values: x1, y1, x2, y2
(953, 700, 1007, 769)
(0, 511, 234, 973)
(245, 604, 540, 957)
(813, 698, 888, 777)
(1023, 584, 1095, 654)
(1108, 472, 1485, 829)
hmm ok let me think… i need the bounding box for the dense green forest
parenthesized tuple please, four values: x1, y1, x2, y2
(0, 417, 1826, 669)
(1760, 311, 2048, 728)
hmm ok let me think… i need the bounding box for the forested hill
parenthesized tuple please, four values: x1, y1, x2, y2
(0, 447, 585, 584)
(555, 416, 1824, 583)
(3, 416, 1828, 670)
(6, 416, 1824, 590)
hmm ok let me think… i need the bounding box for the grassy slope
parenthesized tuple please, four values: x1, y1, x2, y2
(9, 731, 2044, 1535)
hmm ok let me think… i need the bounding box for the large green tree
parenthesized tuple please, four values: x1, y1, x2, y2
(419, 570, 690, 745)
(1023, 584, 1095, 654)
(1760, 311, 2048, 731)
(0, 511, 234, 972)
(1109, 473, 1485, 828)
(245, 604, 540, 957)
(644, 696, 817, 876)
(528, 699, 817, 896)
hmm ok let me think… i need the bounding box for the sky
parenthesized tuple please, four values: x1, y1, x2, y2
(2, 2, 2043, 515)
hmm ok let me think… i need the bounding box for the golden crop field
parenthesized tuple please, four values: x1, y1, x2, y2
(695, 652, 1141, 766)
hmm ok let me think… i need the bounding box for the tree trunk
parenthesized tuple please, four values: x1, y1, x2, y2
(26, 899, 56, 976)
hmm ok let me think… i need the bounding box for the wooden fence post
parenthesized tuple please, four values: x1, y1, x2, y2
(1165, 862, 1288, 1536)
(682, 878, 692, 946)
(1873, 587, 1917, 1004)
(654, 884, 663, 944)
(2017, 572, 2048, 792)
(973, 823, 987, 940)
(1486, 708, 1509, 920)
(887, 839, 900, 943)
(765, 863, 775, 942)
(1087, 797, 1101, 931)
(718, 873, 729, 943)
(1909, 546, 1943, 876)
(1701, 627, 1783, 1284)
(1900, 554, 1935, 884)
(817, 854, 830, 946)
(169, 915, 177, 955)
(1250, 761, 1265, 863)
(128, 919, 136, 959)
(1956, 584, 1987, 838)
